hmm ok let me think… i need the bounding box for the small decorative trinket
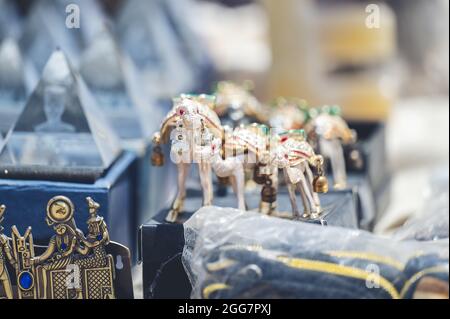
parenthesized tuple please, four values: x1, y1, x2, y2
(271, 99, 362, 190)
(214, 81, 271, 127)
(270, 130, 328, 219)
(225, 125, 328, 219)
(304, 105, 359, 189)
(0, 196, 133, 299)
(152, 94, 246, 222)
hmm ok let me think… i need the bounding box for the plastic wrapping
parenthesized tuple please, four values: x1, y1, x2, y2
(183, 206, 449, 299)
(393, 167, 449, 241)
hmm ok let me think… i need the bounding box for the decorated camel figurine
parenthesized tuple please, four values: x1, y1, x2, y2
(270, 99, 360, 190)
(152, 94, 246, 222)
(225, 125, 328, 219)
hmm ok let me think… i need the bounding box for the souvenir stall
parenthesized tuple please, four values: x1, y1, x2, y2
(0, 0, 448, 300)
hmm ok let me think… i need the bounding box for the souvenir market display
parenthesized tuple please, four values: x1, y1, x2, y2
(0, 0, 448, 301)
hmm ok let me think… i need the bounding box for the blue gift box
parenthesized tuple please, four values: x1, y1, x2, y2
(0, 151, 137, 254)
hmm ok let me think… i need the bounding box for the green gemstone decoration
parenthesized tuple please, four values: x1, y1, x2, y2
(329, 105, 342, 116)
(259, 124, 270, 135)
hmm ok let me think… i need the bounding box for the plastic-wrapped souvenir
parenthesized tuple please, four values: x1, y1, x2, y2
(0, 196, 133, 299)
(183, 206, 449, 299)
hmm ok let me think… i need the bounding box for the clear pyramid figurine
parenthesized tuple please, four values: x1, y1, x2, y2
(163, 0, 213, 74)
(0, 38, 30, 136)
(19, 0, 83, 81)
(116, 0, 197, 98)
(0, 50, 122, 181)
(53, 0, 108, 47)
(0, 0, 22, 40)
(80, 28, 161, 145)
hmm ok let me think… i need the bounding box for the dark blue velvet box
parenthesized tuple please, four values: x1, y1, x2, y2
(0, 151, 137, 254)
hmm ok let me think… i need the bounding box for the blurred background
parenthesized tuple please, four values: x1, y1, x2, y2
(1, 0, 448, 255)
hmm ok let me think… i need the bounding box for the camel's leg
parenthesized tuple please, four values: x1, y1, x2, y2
(284, 168, 300, 218)
(305, 163, 322, 214)
(320, 138, 347, 189)
(267, 166, 279, 214)
(296, 169, 311, 219)
(213, 156, 246, 211)
(166, 162, 191, 223)
(229, 166, 246, 211)
(298, 163, 319, 218)
(199, 162, 213, 206)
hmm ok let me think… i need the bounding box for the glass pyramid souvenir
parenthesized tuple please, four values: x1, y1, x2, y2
(0, 0, 22, 40)
(54, 0, 109, 47)
(79, 29, 162, 145)
(0, 38, 30, 136)
(162, 0, 214, 75)
(19, 0, 83, 81)
(0, 50, 122, 181)
(116, 0, 197, 99)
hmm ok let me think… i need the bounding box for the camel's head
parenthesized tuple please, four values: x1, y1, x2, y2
(307, 105, 357, 144)
(270, 98, 310, 131)
(173, 95, 203, 130)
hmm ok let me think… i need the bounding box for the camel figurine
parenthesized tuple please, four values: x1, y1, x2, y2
(304, 106, 358, 190)
(271, 130, 328, 218)
(152, 94, 246, 222)
(225, 125, 328, 219)
(270, 99, 360, 190)
(213, 81, 271, 126)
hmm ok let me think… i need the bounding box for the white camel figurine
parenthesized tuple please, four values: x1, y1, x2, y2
(270, 100, 359, 190)
(270, 131, 328, 219)
(304, 108, 357, 190)
(225, 126, 328, 219)
(152, 94, 246, 222)
(223, 124, 279, 215)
